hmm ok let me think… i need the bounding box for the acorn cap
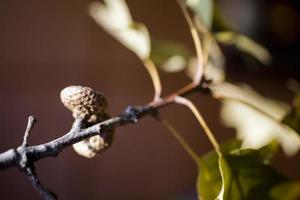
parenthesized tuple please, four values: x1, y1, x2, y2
(60, 86, 108, 119)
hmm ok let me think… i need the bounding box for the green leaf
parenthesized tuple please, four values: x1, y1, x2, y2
(271, 181, 300, 200)
(215, 31, 272, 65)
(197, 140, 286, 200)
(197, 139, 241, 200)
(150, 40, 190, 73)
(187, 0, 214, 29)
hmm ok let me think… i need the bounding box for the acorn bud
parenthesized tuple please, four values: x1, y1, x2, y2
(60, 85, 107, 119)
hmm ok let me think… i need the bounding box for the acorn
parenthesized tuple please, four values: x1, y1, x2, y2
(60, 85, 108, 120)
(60, 85, 114, 158)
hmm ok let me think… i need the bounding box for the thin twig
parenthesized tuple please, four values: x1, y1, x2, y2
(177, 0, 204, 85)
(174, 96, 221, 155)
(143, 58, 162, 102)
(161, 119, 199, 163)
(22, 116, 36, 147)
(23, 165, 57, 200)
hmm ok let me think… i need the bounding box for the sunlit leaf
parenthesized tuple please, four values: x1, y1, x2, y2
(187, 0, 214, 29)
(117, 23, 151, 60)
(150, 40, 190, 73)
(212, 82, 300, 156)
(90, 0, 131, 30)
(197, 140, 286, 200)
(215, 31, 272, 65)
(271, 181, 300, 200)
(89, 0, 150, 60)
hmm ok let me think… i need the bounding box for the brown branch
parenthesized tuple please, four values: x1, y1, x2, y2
(0, 79, 211, 199)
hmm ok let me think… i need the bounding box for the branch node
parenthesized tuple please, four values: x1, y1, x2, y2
(16, 145, 57, 199)
(197, 77, 212, 94)
(16, 146, 28, 169)
(71, 118, 86, 131)
(122, 106, 143, 123)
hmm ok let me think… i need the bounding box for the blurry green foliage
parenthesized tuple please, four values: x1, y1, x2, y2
(197, 140, 291, 200)
(271, 181, 300, 200)
(150, 40, 190, 73)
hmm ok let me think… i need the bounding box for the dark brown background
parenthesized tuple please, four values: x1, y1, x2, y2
(0, 0, 300, 199)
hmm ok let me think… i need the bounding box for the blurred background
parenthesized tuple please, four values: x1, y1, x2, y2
(0, 0, 300, 199)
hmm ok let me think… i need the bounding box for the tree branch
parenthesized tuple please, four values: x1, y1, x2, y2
(0, 80, 211, 168)
(0, 106, 153, 169)
(0, 79, 211, 199)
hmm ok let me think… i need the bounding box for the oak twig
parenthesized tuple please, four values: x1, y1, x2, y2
(0, 79, 210, 199)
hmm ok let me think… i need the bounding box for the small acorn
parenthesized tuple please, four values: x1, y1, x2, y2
(60, 85, 108, 120)
(60, 85, 114, 158)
